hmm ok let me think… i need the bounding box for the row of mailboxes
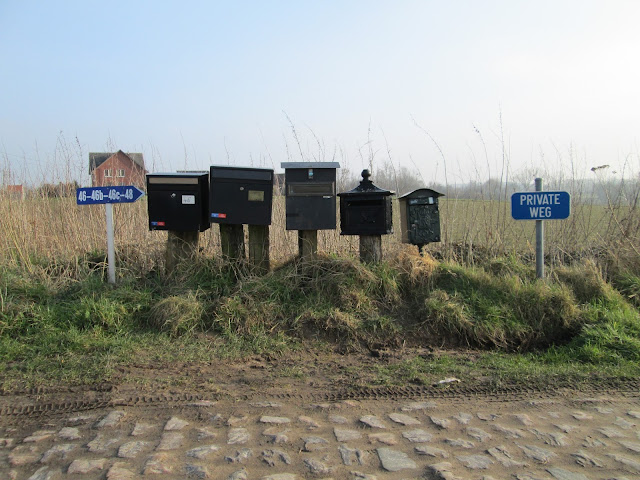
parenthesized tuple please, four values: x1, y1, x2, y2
(146, 165, 443, 246)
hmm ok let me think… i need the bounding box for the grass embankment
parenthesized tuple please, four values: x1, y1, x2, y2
(1, 249, 639, 390)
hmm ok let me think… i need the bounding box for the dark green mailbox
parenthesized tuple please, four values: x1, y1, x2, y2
(398, 188, 444, 248)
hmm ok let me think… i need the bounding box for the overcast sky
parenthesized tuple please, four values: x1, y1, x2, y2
(1, 1, 639, 185)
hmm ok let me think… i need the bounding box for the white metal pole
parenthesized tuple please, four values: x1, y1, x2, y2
(105, 203, 116, 284)
(535, 178, 544, 279)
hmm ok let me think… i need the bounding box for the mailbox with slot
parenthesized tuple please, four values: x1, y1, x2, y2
(209, 166, 274, 226)
(281, 162, 340, 230)
(338, 169, 394, 235)
(147, 172, 210, 232)
(398, 188, 444, 247)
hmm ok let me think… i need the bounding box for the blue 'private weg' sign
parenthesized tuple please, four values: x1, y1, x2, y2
(511, 191, 571, 220)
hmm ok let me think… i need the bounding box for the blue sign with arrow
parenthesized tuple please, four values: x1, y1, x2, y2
(511, 191, 570, 220)
(76, 186, 145, 205)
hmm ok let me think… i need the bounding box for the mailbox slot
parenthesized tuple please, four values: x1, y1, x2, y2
(281, 162, 340, 231)
(409, 197, 435, 205)
(209, 166, 274, 225)
(147, 172, 210, 232)
(287, 182, 335, 196)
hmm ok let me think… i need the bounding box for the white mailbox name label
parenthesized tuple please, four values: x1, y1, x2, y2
(182, 195, 196, 205)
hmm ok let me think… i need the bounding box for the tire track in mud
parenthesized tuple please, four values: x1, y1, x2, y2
(1, 379, 638, 418)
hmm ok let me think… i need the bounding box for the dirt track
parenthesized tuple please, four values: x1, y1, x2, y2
(1, 351, 640, 479)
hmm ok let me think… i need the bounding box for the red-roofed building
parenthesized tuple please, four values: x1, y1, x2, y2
(5, 184, 25, 200)
(89, 150, 146, 188)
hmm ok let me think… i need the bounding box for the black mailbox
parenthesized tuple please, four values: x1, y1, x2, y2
(338, 170, 394, 235)
(209, 166, 274, 225)
(281, 162, 340, 230)
(399, 188, 444, 246)
(147, 172, 210, 232)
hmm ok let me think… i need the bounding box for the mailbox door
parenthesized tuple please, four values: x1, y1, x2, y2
(341, 198, 388, 235)
(210, 181, 272, 225)
(285, 182, 336, 230)
(407, 199, 440, 244)
(148, 185, 205, 231)
(210, 167, 274, 226)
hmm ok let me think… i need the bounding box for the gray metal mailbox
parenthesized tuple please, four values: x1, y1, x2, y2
(398, 188, 444, 247)
(281, 162, 340, 230)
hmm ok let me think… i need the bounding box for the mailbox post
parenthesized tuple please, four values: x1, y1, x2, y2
(209, 166, 274, 272)
(338, 170, 394, 263)
(147, 172, 210, 273)
(398, 188, 444, 254)
(281, 162, 340, 259)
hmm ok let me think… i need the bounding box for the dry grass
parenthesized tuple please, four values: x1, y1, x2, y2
(1, 191, 637, 278)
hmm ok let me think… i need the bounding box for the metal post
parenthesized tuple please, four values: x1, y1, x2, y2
(535, 178, 544, 279)
(105, 203, 116, 284)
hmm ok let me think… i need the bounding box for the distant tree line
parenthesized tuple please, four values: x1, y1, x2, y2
(439, 177, 640, 207)
(20, 171, 640, 208)
(33, 181, 80, 198)
(338, 160, 639, 207)
(337, 162, 427, 195)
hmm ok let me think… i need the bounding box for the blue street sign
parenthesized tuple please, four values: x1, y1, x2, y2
(76, 186, 145, 205)
(511, 191, 570, 220)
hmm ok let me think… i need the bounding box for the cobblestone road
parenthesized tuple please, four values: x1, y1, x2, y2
(1, 392, 639, 479)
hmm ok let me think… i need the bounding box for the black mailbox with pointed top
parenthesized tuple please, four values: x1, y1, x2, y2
(209, 166, 274, 226)
(399, 188, 444, 246)
(147, 172, 210, 232)
(338, 170, 394, 235)
(281, 162, 340, 231)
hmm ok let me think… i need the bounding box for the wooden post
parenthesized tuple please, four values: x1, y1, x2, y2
(298, 230, 318, 259)
(360, 235, 382, 263)
(219, 224, 245, 261)
(248, 224, 270, 273)
(166, 230, 199, 273)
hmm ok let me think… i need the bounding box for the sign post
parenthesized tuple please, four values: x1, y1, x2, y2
(511, 180, 570, 279)
(535, 178, 544, 279)
(76, 185, 145, 284)
(105, 203, 116, 284)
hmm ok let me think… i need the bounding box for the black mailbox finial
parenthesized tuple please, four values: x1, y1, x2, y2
(360, 169, 373, 189)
